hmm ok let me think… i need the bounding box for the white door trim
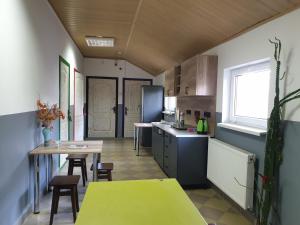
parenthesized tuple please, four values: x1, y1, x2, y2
(74, 69, 84, 141)
(59, 56, 70, 168)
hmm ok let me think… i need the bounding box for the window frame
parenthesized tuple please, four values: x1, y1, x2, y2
(228, 60, 271, 129)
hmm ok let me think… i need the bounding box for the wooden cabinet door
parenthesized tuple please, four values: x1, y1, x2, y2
(164, 68, 175, 96)
(180, 56, 197, 96)
(196, 55, 218, 96)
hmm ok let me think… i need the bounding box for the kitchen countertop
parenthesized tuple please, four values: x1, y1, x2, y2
(152, 122, 209, 138)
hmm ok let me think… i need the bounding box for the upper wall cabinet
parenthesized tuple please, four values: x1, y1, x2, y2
(180, 55, 218, 96)
(165, 68, 175, 96)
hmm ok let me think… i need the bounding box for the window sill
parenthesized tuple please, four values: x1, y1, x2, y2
(217, 122, 267, 136)
(162, 111, 175, 115)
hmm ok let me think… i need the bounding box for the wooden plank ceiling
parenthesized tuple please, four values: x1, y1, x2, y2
(49, 0, 300, 75)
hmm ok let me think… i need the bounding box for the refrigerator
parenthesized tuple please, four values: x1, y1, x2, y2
(141, 85, 164, 147)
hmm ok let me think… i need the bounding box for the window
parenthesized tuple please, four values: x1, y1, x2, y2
(228, 60, 270, 129)
(164, 96, 177, 112)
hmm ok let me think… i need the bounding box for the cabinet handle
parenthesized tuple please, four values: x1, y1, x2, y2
(185, 86, 189, 95)
(165, 145, 168, 148)
(165, 166, 169, 169)
(165, 155, 169, 158)
(167, 89, 170, 96)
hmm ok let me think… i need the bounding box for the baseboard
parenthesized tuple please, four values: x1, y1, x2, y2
(13, 203, 32, 225)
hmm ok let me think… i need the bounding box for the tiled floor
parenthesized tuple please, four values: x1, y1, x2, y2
(23, 138, 254, 225)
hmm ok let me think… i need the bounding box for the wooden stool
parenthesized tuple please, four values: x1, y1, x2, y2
(67, 154, 88, 186)
(49, 175, 80, 225)
(90, 162, 114, 181)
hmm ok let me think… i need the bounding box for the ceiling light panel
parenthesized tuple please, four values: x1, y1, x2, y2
(85, 36, 114, 47)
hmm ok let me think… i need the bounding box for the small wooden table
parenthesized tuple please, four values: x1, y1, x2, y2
(29, 140, 103, 214)
(133, 123, 153, 156)
(75, 179, 207, 225)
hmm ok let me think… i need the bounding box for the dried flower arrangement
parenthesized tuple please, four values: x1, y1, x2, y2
(37, 100, 65, 128)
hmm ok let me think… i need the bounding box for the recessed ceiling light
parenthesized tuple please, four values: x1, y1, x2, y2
(85, 36, 114, 47)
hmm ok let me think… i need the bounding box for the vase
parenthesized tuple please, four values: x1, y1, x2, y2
(42, 127, 51, 147)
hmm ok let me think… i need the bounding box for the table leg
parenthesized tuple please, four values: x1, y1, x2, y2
(133, 126, 136, 150)
(49, 154, 53, 191)
(45, 155, 49, 192)
(34, 155, 40, 214)
(50, 154, 53, 178)
(136, 127, 140, 156)
(92, 153, 98, 181)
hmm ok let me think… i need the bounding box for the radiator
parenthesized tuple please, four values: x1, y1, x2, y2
(207, 138, 255, 209)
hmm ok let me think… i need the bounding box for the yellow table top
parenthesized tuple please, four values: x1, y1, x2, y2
(75, 179, 207, 225)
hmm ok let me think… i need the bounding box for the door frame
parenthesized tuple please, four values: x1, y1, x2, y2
(85, 76, 119, 138)
(59, 55, 70, 168)
(59, 55, 70, 141)
(73, 68, 83, 140)
(122, 78, 153, 137)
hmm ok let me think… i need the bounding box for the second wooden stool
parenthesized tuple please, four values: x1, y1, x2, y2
(90, 162, 114, 181)
(67, 154, 88, 186)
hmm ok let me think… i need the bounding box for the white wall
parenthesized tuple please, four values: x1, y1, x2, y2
(204, 8, 300, 122)
(153, 72, 165, 86)
(84, 58, 155, 103)
(0, 0, 83, 116)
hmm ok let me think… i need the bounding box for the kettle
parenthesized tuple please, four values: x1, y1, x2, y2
(197, 118, 208, 134)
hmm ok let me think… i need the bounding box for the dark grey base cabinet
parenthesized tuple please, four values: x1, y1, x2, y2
(152, 127, 208, 186)
(152, 127, 164, 168)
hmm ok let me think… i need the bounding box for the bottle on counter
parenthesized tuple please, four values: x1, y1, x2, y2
(197, 118, 208, 134)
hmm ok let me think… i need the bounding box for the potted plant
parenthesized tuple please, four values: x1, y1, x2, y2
(256, 38, 300, 225)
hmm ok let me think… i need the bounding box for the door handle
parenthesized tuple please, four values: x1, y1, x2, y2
(112, 106, 117, 114)
(125, 107, 128, 115)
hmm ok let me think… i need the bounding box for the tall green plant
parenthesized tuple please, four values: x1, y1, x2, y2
(257, 38, 300, 225)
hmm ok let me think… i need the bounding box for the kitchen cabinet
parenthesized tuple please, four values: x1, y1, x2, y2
(176, 137, 208, 186)
(180, 55, 218, 96)
(164, 68, 175, 96)
(163, 133, 177, 178)
(152, 126, 164, 168)
(152, 125, 208, 186)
